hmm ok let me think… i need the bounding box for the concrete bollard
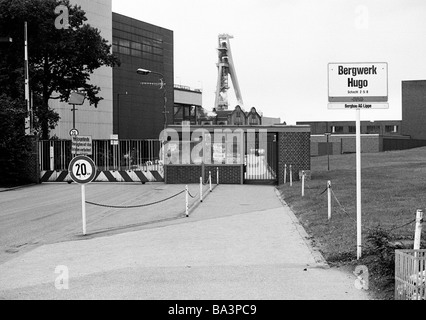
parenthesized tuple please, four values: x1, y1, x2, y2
(284, 164, 287, 184)
(414, 209, 423, 250)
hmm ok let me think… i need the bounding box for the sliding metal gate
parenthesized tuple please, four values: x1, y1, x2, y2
(39, 139, 164, 182)
(244, 132, 278, 184)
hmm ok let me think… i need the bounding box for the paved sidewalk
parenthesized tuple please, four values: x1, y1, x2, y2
(0, 184, 371, 300)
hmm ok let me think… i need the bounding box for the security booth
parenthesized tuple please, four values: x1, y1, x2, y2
(162, 124, 311, 185)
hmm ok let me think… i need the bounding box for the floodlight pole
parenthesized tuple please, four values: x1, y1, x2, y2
(136, 68, 168, 162)
(72, 104, 77, 130)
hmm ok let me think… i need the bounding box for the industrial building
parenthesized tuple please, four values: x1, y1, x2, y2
(112, 12, 174, 139)
(401, 80, 426, 140)
(48, 0, 174, 141)
(50, 0, 113, 140)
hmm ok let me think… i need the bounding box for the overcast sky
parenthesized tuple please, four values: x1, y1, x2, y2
(112, 0, 426, 124)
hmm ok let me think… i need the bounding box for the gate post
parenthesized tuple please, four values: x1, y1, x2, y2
(49, 141, 54, 171)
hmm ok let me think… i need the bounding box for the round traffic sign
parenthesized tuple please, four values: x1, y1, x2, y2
(69, 128, 79, 136)
(68, 155, 97, 184)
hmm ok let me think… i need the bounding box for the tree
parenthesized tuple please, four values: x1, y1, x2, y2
(0, 0, 120, 139)
(0, 93, 33, 186)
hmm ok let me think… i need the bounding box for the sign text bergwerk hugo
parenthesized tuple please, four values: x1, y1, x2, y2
(328, 62, 388, 105)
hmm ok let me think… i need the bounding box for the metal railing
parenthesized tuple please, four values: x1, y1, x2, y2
(39, 139, 163, 172)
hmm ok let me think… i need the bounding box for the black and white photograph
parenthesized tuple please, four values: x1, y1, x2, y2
(0, 0, 425, 306)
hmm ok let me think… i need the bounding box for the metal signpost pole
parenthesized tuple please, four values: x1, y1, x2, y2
(81, 184, 86, 235)
(328, 62, 388, 260)
(356, 107, 362, 259)
(68, 156, 96, 236)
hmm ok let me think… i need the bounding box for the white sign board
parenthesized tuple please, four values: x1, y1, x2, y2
(110, 134, 118, 145)
(328, 62, 388, 104)
(328, 103, 389, 109)
(71, 135, 92, 155)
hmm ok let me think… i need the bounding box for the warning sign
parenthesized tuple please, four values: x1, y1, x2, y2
(72, 135, 92, 155)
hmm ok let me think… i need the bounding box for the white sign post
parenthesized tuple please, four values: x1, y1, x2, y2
(68, 155, 97, 235)
(328, 62, 388, 259)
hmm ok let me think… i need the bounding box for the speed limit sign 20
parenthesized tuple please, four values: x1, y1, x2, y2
(68, 155, 97, 184)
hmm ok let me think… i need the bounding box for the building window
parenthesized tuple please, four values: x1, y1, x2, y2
(331, 126, 343, 133)
(131, 42, 142, 50)
(348, 126, 356, 133)
(131, 49, 142, 57)
(385, 125, 398, 133)
(249, 116, 258, 125)
(118, 39, 130, 47)
(119, 46, 130, 55)
(153, 47, 163, 55)
(113, 36, 163, 60)
(366, 125, 380, 134)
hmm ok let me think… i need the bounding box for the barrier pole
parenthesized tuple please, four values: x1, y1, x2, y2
(209, 171, 212, 192)
(301, 171, 305, 197)
(414, 209, 423, 250)
(200, 177, 203, 202)
(185, 185, 189, 217)
(284, 164, 287, 184)
(289, 165, 293, 187)
(217, 167, 219, 185)
(327, 181, 332, 220)
(81, 184, 87, 235)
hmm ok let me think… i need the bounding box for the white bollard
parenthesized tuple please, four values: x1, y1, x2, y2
(217, 167, 219, 185)
(185, 185, 189, 217)
(209, 171, 212, 192)
(284, 164, 287, 184)
(413, 209, 423, 285)
(414, 209, 423, 250)
(327, 181, 332, 220)
(301, 171, 305, 197)
(200, 177, 203, 202)
(289, 165, 293, 187)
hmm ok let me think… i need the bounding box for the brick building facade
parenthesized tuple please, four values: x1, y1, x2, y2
(164, 125, 310, 185)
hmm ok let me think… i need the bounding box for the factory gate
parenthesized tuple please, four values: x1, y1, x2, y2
(38, 139, 164, 183)
(244, 132, 278, 184)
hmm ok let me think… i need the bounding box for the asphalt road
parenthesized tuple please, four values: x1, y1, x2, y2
(0, 183, 371, 300)
(0, 182, 205, 265)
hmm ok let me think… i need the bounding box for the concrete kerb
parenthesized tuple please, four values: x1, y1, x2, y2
(274, 187, 330, 269)
(0, 183, 38, 193)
